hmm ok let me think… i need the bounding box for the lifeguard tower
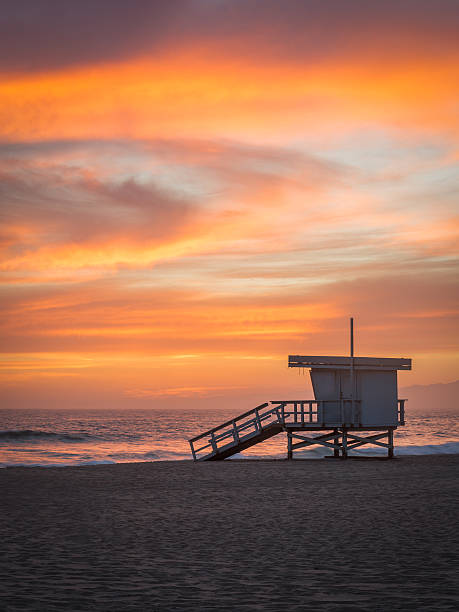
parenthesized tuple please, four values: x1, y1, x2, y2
(189, 319, 411, 460)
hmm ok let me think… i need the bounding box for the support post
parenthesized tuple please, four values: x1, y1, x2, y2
(388, 428, 394, 459)
(287, 432, 293, 460)
(342, 428, 348, 459)
(333, 428, 340, 458)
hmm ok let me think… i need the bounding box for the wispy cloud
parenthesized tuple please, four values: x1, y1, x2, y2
(124, 385, 248, 399)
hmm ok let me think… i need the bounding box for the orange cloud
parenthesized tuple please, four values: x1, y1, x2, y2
(1, 54, 458, 144)
(124, 385, 249, 399)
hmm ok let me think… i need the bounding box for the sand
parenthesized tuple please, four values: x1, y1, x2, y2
(1, 455, 459, 611)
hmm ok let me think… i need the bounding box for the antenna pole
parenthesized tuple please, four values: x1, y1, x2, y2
(350, 317, 354, 357)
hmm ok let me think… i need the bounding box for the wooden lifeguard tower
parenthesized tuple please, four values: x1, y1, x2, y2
(189, 319, 411, 460)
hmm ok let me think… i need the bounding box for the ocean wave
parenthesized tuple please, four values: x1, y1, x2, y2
(0, 459, 117, 468)
(0, 448, 190, 468)
(107, 450, 160, 461)
(0, 429, 89, 442)
(0, 429, 146, 443)
(1, 440, 458, 468)
(384, 441, 459, 455)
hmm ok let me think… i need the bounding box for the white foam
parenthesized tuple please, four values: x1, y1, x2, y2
(0, 459, 117, 468)
(230, 441, 459, 460)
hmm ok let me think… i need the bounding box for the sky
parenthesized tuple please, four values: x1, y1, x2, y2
(1, 0, 458, 411)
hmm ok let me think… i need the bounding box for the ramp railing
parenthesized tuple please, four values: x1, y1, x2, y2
(189, 400, 321, 461)
(398, 399, 406, 425)
(272, 400, 320, 425)
(189, 402, 277, 461)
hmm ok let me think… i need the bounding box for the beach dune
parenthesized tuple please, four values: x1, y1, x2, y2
(1, 455, 458, 611)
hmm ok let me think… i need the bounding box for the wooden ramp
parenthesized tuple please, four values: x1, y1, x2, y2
(189, 400, 327, 461)
(188, 400, 404, 460)
(189, 402, 287, 461)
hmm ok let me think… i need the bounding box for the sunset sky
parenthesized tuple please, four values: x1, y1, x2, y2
(1, 0, 458, 411)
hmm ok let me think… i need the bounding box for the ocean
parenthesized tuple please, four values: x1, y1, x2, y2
(1, 408, 458, 467)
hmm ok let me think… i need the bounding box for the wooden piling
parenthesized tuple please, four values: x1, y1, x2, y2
(334, 428, 340, 458)
(342, 429, 348, 459)
(287, 433, 293, 460)
(388, 428, 394, 459)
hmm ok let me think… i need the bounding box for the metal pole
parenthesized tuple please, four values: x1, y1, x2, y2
(350, 317, 354, 358)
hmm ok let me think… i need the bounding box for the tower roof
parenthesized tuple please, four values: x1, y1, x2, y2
(288, 355, 411, 371)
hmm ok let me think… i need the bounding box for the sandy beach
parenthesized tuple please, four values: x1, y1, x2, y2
(1, 455, 458, 611)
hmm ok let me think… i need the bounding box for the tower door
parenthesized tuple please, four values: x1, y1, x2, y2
(338, 370, 352, 399)
(310, 368, 358, 425)
(310, 369, 341, 425)
(338, 370, 354, 423)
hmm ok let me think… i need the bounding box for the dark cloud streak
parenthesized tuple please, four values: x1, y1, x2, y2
(0, 0, 186, 74)
(0, 157, 195, 251)
(1, 0, 458, 74)
(0, 136, 345, 263)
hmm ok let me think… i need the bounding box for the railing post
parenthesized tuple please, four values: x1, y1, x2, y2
(210, 431, 217, 454)
(273, 403, 285, 425)
(232, 420, 240, 443)
(255, 408, 263, 431)
(294, 402, 298, 423)
(189, 440, 197, 461)
(399, 399, 405, 425)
